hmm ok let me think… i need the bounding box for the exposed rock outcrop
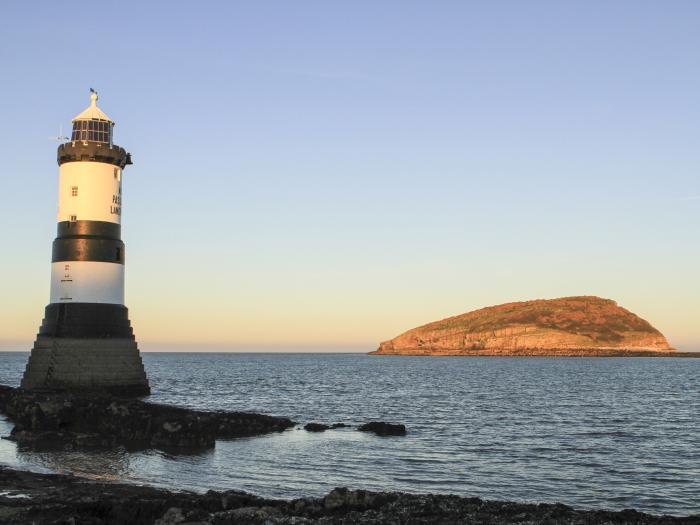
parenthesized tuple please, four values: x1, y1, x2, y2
(304, 423, 351, 432)
(0, 467, 696, 524)
(0, 385, 294, 452)
(372, 296, 676, 356)
(304, 422, 330, 432)
(358, 421, 407, 436)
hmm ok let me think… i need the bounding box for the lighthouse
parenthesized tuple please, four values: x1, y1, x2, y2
(21, 91, 150, 396)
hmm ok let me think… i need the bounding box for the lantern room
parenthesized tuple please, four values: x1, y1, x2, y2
(70, 90, 114, 144)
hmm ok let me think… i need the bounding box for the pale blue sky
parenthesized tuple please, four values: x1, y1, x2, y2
(0, 1, 698, 350)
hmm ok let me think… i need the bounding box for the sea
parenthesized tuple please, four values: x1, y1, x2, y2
(0, 352, 698, 516)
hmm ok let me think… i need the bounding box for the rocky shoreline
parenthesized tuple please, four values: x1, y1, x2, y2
(0, 385, 295, 452)
(0, 385, 408, 452)
(0, 467, 697, 524)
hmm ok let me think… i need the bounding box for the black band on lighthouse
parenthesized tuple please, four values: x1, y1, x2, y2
(57, 220, 121, 240)
(52, 237, 125, 264)
(38, 303, 135, 339)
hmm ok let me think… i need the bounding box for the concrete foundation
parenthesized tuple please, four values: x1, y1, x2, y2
(21, 336, 150, 397)
(21, 303, 150, 397)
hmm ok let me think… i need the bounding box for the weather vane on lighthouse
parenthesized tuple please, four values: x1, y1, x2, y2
(21, 90, 150, 396)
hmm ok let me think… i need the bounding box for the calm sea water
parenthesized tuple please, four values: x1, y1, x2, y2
(0, 352, 698, 515)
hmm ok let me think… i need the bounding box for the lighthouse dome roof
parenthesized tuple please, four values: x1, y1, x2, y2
(72, 91, 113, 123)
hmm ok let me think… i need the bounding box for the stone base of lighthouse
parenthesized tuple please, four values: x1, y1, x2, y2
(21, 303, 150, 397)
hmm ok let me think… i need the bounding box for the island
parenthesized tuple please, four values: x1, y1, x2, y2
(371, 296, 681, 357)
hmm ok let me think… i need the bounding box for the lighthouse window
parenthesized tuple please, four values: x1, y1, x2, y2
(71, 186, 78, 197)
(115, 247, 121, 262)
(69, 215, 77, 222)
(71, 120, 111, 144)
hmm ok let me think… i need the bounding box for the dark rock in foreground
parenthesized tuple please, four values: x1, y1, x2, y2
(0, 385, 294, 452)
(359, 421, 407, 436)
(0, 467, 696, 525)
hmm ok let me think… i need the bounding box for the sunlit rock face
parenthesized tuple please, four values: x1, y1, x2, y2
(372, 296, 674, 356)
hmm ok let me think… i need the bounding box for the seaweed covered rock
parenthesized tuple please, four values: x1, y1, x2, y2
(0, 385, 294, 452)
(358, 421, 407, 436)
(0, 467, 696, 525)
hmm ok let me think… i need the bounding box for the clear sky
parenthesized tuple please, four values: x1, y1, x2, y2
(0, 1, 698, 351)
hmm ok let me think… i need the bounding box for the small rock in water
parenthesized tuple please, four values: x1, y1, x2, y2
(331, 422, 350, 428)
(358, 421, 407, 436)
(304, 422, 330, 432)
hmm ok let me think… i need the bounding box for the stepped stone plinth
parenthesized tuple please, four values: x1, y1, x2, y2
(21, 304, 150, 396)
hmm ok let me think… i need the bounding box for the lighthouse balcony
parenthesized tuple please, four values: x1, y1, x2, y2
(57, 142, 132, 169)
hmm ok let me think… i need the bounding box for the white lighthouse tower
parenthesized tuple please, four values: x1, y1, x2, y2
(21, 91, 150, 396)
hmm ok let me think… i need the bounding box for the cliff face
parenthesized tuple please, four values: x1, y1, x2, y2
(372, 296, 674, 356)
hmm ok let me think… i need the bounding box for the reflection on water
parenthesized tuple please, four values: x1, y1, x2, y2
(18, 449, 133, 481)
(0, 352, 699, 516)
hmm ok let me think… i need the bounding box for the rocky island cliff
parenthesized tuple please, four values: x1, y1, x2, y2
(372, 296, 676, 357)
